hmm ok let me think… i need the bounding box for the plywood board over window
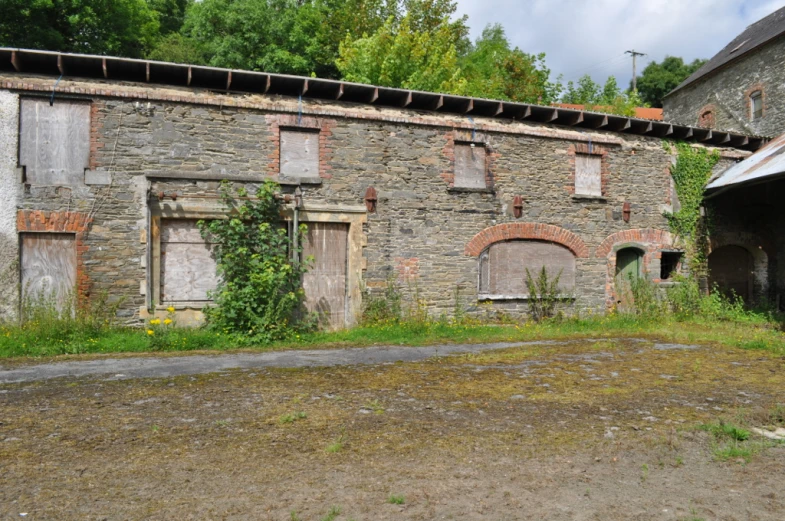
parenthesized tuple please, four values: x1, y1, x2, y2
(454, 143, 487, 188)
(479, 240, 575, 298)
(280, 129, 319, 178)
(19, 99, 90, 186)
(20, 233, 76, 313)
(574, 154, 602, 197)
(302, 222, 349, 329)
(160, 219, 218, 302)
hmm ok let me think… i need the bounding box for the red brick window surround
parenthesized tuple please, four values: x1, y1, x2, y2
(567, 143, 608, 198)
(16, 210, 93, 301)
(441, 131, 497, 190)
(266, 114, 335, 179)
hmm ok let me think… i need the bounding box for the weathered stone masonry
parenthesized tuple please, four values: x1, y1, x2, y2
(0, 73, 750, 324)
(663, 37, 785, 137)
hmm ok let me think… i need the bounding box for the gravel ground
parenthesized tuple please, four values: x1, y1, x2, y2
(1, 337, 784, 520)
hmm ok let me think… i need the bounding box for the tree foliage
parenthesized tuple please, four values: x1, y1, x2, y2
(561, 74, 645, 116)
(0, 0, 162, 58)
(337, 14, 464, 92)
(633, 56, 707, 107)
(458, 24, 560, 103)
(197, 180, 309, 343)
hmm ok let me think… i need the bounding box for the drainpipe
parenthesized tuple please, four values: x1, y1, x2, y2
(293, 186, 303, 263)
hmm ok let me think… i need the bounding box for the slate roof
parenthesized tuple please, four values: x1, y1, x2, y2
(667, 5, 785, 96)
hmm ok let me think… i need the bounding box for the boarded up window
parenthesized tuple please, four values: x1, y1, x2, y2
(302, 222, 348, 329)
(280, 129, 319, 177)
(454, 143, 487, 188)
(160, 219, 218, 302)
(19, 99, 90, 186)
(479, 240, 576, 297)
(574, 154, 602, 196)
(21, 233, 76, 313)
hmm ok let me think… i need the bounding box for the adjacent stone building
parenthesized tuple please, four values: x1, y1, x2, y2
(663, 6, 785, 137)
(0, 49, 760, 327)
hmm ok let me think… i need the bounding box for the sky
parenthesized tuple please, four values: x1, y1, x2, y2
(454, 0, 785, 89)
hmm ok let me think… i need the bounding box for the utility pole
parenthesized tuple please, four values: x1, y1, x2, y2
(626, 50, 646, 91)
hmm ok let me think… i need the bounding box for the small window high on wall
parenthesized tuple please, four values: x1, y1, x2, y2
(280, 128, 319, 178)
(478, 240, 576, 298)
(750, 91, 763, 120)
(454, 143, 487, 189)
(574, 154, 602, 197)
(19, 98, 90, 186)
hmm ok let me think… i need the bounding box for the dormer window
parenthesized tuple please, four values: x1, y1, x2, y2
(750, 90, 763, 120)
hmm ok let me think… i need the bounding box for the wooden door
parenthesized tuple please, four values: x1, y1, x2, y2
(20, 233, 77, 313)
(708, 245, 752, 302)
(302, 222, 348, 329)
(614, 248, 642, 310)
(160, 219, 218, 302)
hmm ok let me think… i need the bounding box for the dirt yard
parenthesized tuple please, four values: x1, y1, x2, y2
(2, 337, 785, 520)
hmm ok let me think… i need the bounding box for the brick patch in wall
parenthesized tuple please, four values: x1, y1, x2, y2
(89, 100, 105, 169)
(17, 210, 93, 301)
(464, 223, 590, 258)
(395, 257, 419, 282)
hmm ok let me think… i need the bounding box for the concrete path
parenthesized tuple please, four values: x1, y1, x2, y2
(0, 341, 570, 384)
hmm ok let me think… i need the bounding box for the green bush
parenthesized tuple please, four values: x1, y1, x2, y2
(198, 180, 309, 344)
(525, 266, 562, 322)
(361, 276, 403, 325)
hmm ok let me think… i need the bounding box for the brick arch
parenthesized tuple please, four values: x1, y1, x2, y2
(464, 223, 589, 258)
(596, 229, 672, 258)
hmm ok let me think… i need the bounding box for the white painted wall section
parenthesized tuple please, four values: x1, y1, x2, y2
(0, 90, 20, 321)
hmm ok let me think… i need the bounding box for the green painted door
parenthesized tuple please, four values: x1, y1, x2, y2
(615, 248, 642, 310)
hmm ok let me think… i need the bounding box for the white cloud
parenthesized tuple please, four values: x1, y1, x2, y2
(454, 0, 785, 89)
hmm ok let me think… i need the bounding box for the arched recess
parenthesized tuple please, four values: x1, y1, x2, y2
(709, 232, 769, 302)
(596, 228, 674, 309)
(464, 223, 589, 258)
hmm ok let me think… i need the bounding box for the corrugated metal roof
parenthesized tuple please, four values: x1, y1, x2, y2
(0, 47, 766, 151)
(706, 132, 785, 190)
(667, 6, 785, 96)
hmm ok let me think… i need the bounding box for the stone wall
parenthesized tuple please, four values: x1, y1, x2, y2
(0, 74, 750, 323)
(663, 37, 785, 137)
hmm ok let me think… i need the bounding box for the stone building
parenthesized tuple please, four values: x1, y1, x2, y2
(0, 49, 761, 327)
(663, 6, 785, 137)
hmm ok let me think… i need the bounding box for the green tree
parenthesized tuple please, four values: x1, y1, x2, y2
(633, 56, 707, 107)
(337, 14, 464, 93)
(0, 0, 161, 58)
(561, 74, 645, 117)
(562, 74, 602, 105)
(458, 24, 560, 103)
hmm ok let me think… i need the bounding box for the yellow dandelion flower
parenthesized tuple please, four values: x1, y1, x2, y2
(150, 318, 161, 325)
(147, 329, 154, 336)
(164, 318, 172, 325)
(167, 306, 175, 313)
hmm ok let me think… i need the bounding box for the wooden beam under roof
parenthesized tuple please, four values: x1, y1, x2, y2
(57, 54, 65, 75)
(335, 82, 344, 100)
(402, 91, 412, 107)
(369, 87, 379, 103)
(10, 50, 20, 72)
(225, 71, 232, 91)
(102, 58, 108, 79)
(493, 102, 503, 116)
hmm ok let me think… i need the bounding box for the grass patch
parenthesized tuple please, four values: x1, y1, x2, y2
(388, 494, 405, 505)
(321, 506, 341, 521)
(3, 308, 785, 360)
(279, 411, 307, 424)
